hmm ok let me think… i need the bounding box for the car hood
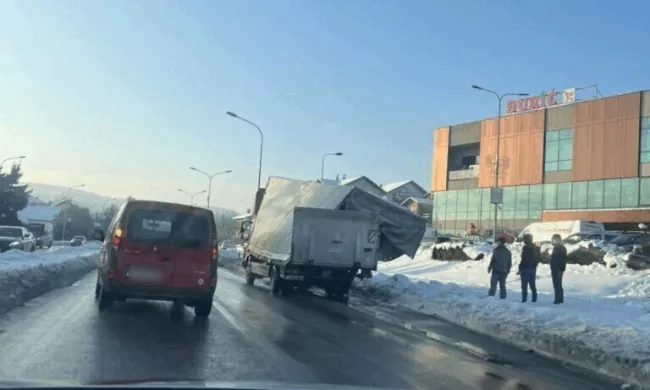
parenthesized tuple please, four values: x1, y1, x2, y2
(0, 379, 404, 390)
(0, 236, 20, 243)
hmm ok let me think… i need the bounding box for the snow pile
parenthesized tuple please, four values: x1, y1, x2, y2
(356, 247, 650, 386)
(0, 243, 100, 315)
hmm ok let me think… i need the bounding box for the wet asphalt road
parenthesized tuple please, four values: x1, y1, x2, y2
(0, 266, 622, 390)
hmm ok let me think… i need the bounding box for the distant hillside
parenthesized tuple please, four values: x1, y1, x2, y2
(25, 182, 238, 216)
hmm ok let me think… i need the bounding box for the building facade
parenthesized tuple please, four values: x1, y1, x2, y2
(432, 89, 650, 236)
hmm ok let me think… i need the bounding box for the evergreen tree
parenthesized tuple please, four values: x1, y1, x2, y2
(0, 164, 31, 225)
(53, 203, 94, 240)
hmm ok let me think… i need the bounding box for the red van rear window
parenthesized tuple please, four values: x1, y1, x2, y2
(126, 209, 210, 249)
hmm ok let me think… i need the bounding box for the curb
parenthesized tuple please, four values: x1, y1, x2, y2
(0, 253, 99, 316)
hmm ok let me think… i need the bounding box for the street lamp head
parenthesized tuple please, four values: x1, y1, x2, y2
(18, 156, 26, 159)
(471, 85, 483, 90)
(226, 111, 238, 118)
(190, 166, 197, 171)
(334, 152, 343, 156)
(516, 93, 529, 97)
(225, 170, 233, 173)
(177, 189, 183, 192)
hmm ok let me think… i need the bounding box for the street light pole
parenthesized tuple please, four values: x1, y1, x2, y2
(0, 155, 26, 223)
(227, 111, 264, 189)
(189, 168, 232, 209)
(471, 85, 528, 241)
(61, 184, 85, 241)
(178, 189, 206, 205)
(320, 152, 343, 181)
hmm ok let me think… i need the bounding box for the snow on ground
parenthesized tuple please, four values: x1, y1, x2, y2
(357, 243, 650, 386)
(0, 243, 101, 314)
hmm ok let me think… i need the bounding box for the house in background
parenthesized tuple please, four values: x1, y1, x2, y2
(381, 180, 428, 204)
(401, 197, 433, 219)
(339, 176, 386, 198)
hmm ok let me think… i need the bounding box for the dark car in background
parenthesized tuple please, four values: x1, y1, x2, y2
(70, 236, 87, 247)
(0, 226, 36, 253)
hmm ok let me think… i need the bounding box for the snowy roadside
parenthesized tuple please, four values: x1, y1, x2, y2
(0, 243, 101, 315)
(355, 244, 650, 388)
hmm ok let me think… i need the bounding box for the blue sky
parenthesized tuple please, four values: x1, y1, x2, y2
(0, 0, 648, 212)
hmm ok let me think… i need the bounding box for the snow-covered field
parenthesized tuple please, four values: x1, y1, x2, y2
(356, 243, 650, 387)
(0, 243, 101, 314)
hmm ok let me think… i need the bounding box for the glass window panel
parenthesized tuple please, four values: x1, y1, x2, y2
(587, 180, 604, 209)
(502, 209, 514, 220)
(642, 117, 650, 129)
(558, 160, 572, 171)
(641, 152, 650, 164)
(456, 190, 468, 215)
(546, 131, 559, 141)
(545, 140, 559, 162)
(481, 188, 491, 209)
(516, 186, 529, 211)
(559, 129, 573, 139)
(641, 129, 650, 152)
(467, 189, 480, 211)
(457, 210, 467, 221)
(640, 178, 650, 206)
(445, 190, 457, 220)
(621, 178, 639, 208)
(543, 183, 557, 210)
(545, 161, 558, 172)
(572, 181, 588, 209)
(502, 187, 516, 211)
(529, 185, 543, 211)
(529, 208, 542, 220)
(558, 140, 573, 161)
(557, 182, 572, 209)
(603, 179, 621, 208)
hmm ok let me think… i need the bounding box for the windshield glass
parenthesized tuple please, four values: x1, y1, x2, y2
(27, 224, 45, 237)
(610, 234, 639, 245)
(0, 227, 21, 238)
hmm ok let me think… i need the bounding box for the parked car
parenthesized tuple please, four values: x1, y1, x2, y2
(92, 199, 218, 317)
(0, 226, 36, 253)
(608, 232, 650, 252)
(70, 236, 87, 246)
(563, 231, 621, 244)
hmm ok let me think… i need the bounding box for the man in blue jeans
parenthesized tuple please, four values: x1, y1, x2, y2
(518, 233, 540, 303)
(488, 236, 512, 299)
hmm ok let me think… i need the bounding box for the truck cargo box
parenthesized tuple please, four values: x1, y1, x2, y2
(247, 177, 426, 265)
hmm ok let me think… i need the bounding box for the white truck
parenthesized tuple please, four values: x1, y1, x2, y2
(25, 221, 54, 249)
(518, 220, 605, 244)
(242, 177, 426, 304)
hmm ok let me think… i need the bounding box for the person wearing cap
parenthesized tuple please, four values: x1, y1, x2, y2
(550, 233, 567, 304)
(487, 236, 512, 299)
(519, 233, 540, 303)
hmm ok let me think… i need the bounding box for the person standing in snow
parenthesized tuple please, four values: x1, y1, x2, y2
(519, 233, 540, 303)
(550, 233, 567, 304)
(487, 236, 512, 299)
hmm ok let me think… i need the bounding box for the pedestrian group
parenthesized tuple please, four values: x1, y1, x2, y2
(488, 233, 567, 304)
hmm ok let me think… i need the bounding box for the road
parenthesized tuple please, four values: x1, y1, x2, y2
(0, 265, 622, 390)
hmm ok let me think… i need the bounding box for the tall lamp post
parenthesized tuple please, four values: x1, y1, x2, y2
(320, 152, 343, 181)
(61, 184, 85, 240)
(0, 155, 26, 222)
(471, 85, 528, 241)
(189, 168, 232, 209)
(226, 111, 264, 189)
(178, 188, 206, 205)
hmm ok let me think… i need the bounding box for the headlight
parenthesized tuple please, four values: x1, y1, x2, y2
(632, 244, 643, 254)
(9, 241, 21, 248)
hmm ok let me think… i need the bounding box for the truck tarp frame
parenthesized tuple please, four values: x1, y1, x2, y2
(247, 177, 426, 263)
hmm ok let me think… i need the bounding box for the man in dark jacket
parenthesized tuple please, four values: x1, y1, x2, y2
(488, 236, 512, 299)
(550, 233, 567, 304)
(519, 233, 540, 303)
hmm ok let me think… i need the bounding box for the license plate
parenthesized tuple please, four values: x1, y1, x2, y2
(128, 267, 162, 282)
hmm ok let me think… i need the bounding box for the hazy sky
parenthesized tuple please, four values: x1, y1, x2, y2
(1, 1, 648, 212)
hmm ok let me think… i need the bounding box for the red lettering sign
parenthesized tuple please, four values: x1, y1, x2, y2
(506, 89, 558, 114)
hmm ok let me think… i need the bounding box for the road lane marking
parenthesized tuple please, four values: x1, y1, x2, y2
(212, 300, 244, 332)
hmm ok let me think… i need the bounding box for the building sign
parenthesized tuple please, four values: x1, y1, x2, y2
(506, 89, 558, 114)
(563, 88, 576, 103)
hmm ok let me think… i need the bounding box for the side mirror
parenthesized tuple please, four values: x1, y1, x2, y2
(91, 229, 105, 242)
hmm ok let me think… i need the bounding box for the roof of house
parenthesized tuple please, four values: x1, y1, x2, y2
(339, 176, 386, 194)
(381, 180, 427, 194)
(400, 197, 434, 207)
(18, 205, 61, 223)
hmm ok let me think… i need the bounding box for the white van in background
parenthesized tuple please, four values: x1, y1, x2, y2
(518, 220, 605, 244)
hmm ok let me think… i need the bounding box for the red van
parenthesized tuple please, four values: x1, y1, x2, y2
(93, 200, 218, 317)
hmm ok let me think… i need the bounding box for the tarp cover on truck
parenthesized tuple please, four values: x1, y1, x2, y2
(248, 177, 426, 263)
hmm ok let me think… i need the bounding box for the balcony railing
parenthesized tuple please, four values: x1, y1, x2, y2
(448, 165, 479, 180)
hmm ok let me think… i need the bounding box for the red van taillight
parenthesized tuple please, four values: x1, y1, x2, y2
(107, 269, 115, 280)
(112, 227, 125, 248)
(212, 246, 218, 261)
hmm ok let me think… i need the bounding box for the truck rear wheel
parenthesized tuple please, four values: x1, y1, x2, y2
(270, 267, 283, 296)
(245, 268, 255, 286)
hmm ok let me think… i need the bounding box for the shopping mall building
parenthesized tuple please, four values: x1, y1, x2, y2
(431, 88, 650, 236)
